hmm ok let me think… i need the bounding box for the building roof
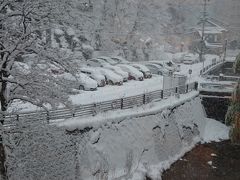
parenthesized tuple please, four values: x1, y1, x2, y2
(195, 19, 227, 36)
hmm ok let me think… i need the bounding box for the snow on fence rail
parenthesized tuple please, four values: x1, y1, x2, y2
(2, 82, 198, 126)
(200, 59, 224, 75)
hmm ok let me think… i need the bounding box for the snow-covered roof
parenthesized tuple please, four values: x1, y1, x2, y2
(195, 19, 227, 36)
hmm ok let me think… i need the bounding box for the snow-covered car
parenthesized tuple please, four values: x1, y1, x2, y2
(96, 68, 123, 85)
(163, 61, 180, 72)
(144, 63, 169, 76)
(58, 73, 98, 91)
(97, 56, 118, 65)
(117, 64, 144, 81)
(131, 64, 152, 78)
(103, 64, 129, 82)
(150, 61, 175, 72)
(86, 58, 110, 67)
(182, 54, 199, 64)
(172, 52, 186, 63)
(111, 56, 130, 64)
(80, 67, 106, 87)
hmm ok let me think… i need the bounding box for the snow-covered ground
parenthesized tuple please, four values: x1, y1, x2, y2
(201, 118, 229, 143)
(8, 76, 163, 113)
(70, 76, 163, 105)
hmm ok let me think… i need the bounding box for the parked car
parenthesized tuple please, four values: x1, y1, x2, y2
(86, 58, 110, 67)
(97, 56, 118, 65)
(131, 64, 152, 78)
(163, 60, 180, 72)
(111, 56, 129, 64)
(182, 53, 199, 64)
(149, 61, 175, 72)
(104, 64, 129, 82)
(144, 63, 169, 76)
(117, 64, 144, 81)
(96, 68, 123, 85)
(80, 67, 106, 87)
(59, 73, 98, 91)
(172, 52, 186, 63)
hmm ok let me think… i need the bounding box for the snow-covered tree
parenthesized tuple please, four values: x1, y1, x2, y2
(1, 121, 80, 180)
(0, 1, 82, 177)
(0, 0, 80, 116)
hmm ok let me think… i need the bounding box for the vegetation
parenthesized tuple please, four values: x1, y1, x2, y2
(233, 53, 240, 73)
(225, 83, 240, 144)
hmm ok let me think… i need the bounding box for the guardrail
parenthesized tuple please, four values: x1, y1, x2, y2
(200, 59, 224, 75)
(2, 82, 198, 127)
(204, 75, 240, 82)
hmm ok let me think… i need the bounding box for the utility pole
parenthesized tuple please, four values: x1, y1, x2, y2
(223, 39, 228, 61)
(200, 0, 208, 70)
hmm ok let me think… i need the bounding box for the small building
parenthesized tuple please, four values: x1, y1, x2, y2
(192, 20, 227, 54)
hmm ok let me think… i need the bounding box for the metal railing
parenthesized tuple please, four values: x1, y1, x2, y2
(2, 82, 198, 127)
(200, 59, 224, 75)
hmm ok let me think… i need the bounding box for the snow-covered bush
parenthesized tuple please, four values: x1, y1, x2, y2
(3, 122, 80, 180)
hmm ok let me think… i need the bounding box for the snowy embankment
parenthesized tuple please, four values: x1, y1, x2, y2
(6, 93, 229, 180)
(57, 92, 229, 180)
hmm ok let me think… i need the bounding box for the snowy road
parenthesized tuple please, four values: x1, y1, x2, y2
(179, 54, 219, 83)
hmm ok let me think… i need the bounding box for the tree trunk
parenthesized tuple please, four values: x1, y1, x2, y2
(0, 142, 7, 180)
(0, 74, 8, 179)
(0, 80, 8, 118)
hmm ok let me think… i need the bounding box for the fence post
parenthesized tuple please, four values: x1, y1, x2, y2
(0, 113, 4, 125)
(161, 90, 163, 99)
(143, 94, 146, 104)
(194, 82, 198, 90)
(186, 84, 189, 93)
(121, 98, 124, 109)
(46, 111, 50, 124)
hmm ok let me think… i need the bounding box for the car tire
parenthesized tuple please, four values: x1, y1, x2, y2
(79, 85, 85, 90)
(108, 80, 114, 85)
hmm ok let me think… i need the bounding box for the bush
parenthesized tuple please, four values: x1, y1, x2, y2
(233, 53, 240, 73)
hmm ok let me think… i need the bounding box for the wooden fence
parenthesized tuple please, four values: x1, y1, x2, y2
(2, 82, 198, 127)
